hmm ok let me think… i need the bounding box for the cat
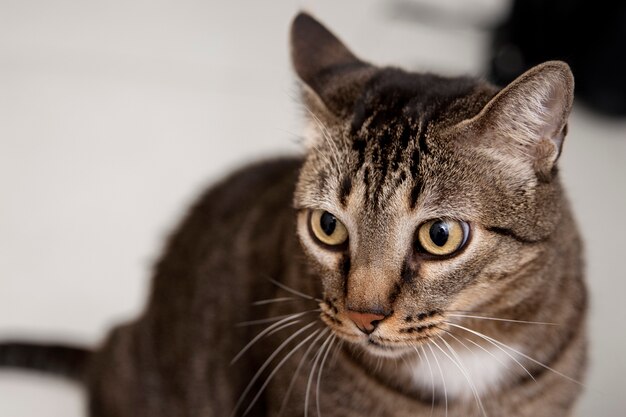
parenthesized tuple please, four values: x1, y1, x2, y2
(0, 12, 587, 417)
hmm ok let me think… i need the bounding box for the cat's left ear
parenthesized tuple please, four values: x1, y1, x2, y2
(290, 12, 375, 116)
(466, 61, 574, 179)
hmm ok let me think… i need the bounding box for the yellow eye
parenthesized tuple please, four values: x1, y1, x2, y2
(309, 210, 349, 248)
(417, 219, 470, 256)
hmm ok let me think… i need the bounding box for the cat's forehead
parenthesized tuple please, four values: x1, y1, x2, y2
(295, 68, 505, 223)
(319, 70, 495, 210)
(348, 68, 494, 132)
(338, 70, 495, 168)
(299, 137, 484, 223)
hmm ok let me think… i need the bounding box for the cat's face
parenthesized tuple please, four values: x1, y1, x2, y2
(291, 14, 573, 358)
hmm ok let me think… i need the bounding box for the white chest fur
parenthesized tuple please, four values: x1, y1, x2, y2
(411, 342, 521, 400)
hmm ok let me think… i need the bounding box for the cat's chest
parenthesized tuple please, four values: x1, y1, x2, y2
(410, 343, 520, 400)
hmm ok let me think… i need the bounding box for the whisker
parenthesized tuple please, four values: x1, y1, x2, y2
(436, 336, 488, 417)
(305, 131, 335, 168)
(329, 339, 344, 368)
(446, 321, 584, 387)
(436, 327, 472, 353)
(448, 313, 558, 326)
(316, 335, 336, 417)
(400, 353, 413, 372)
(281, 90, 339, 166)
(446, 322, 536, 381)
(304, 332, 333, 417)
(303, 106, 342, 169)
(242, 328, 322, 416)
(278, 329, 330, 417)
(252, 297, 298, 306)
(236, 309, 320, 327)
(233, 319, 302, 365)
(439, 326, 515, 377)
(454, 333, 513, 373)
(230, 321, 317, 417)
(289, 120, 334, 167)
(231, 311, 317, 365)
(286, 91, 338, 169)
(427, 343, 448, 417)
(415, 346, 435, 417)
(266, 277, 322, 302)
(274, 126, 305, 145)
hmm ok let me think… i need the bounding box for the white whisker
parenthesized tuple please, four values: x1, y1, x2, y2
(236, 309, 320, 327)
(231, 310, 318, 365)
(436, 336, 488, 417)
(316, 335, 336, 417)
(436, 328, 473, 354)
(446, 322, 536, 381)
(308, 136, 335, 167)
(415, 346, 435, 417)
(329, 339, 344, 368)
(232, 319, 301, 364)
(252, 297, 297, 306)
(278, 329, 329, 417)
(448, 313, 558, 326)
(230, 321, 317, 417)
(375, 356, 382, 374)
(266, 277, 322, 302)
(400, 352, 413, 371)
(303, 106, 342, 169)
(446, 322, 584, 387)
(440, 327, 517, 385)
(457, 334, 513, 373)
(304, 332, 333, 417)
(242, 328, 322, 416)
(427, 343, 448, 417)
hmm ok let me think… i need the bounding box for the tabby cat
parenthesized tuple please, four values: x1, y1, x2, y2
(0, 13, 587, 417)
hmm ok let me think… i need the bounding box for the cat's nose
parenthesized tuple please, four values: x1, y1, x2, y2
(346, 310, 387, 335)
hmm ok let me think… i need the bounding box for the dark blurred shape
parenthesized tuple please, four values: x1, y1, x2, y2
(490, 0, 626, 117)
(385, 0, 497, 30)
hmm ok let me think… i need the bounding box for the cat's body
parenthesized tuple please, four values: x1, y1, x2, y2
(0, 13, 587, 417)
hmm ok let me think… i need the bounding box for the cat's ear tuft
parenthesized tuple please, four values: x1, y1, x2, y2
(473, 61, 574, 179)
(290, 13, 375, 115)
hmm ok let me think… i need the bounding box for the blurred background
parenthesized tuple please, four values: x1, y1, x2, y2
(0, 0, 625, 415)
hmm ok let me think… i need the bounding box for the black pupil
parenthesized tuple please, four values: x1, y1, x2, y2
(320, 212, 337, 236)
(429, 221, 449, 247)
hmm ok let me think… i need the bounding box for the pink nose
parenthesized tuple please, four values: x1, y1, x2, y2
(346, 311, 386, 334)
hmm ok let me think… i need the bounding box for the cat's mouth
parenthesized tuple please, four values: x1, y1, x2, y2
(364, 334, 437, 358)
(320, 305, 445, 358)
(366, 338, 409, 355)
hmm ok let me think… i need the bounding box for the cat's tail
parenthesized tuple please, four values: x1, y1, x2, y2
(0, 341, 92, 381)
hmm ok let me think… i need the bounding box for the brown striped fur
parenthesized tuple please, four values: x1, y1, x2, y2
(0, 13, 587, 417)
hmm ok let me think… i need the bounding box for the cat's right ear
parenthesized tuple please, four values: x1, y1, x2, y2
(459, 61, 574, 181)
(290, 13, 375, 116)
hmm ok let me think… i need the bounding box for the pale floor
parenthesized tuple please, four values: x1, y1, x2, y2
(0, 0, 624, 415)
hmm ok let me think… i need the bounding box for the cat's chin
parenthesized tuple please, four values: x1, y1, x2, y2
(361, 339, 414, 359)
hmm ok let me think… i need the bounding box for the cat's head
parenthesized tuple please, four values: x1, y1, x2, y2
(290, 13, 573, 358)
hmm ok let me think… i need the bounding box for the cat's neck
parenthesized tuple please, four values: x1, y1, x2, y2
(344, 336, 522, 403)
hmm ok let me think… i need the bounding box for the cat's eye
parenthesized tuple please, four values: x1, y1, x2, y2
(309, 210, 349, 248)
(416, 219, 470, 257)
